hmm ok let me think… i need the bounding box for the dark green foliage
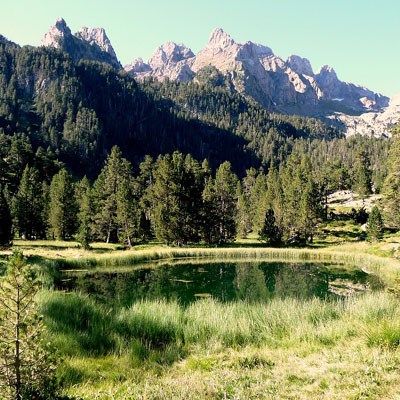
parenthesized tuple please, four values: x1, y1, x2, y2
(0, 185, 12, 246)
(146, 152, 204, 246)
(141, 76, 342, 169)
(279, 154, 323, 244)
(259, 209, 282, 245)
(367, 206, 384, 242)
(381, 126, 400, 230)
(236, 182, 252, 239)
(48, 169, 78, 240)
(12, 166, 46, 239)
(352, 150, 372, 197)
(351, 207, 369, 224)
(201, 161, 238, 244)
(91, 146, 138, 244)
(76, 177, 93, 249)
(0, 41, 258, 177)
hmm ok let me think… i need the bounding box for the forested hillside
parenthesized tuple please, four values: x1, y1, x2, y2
(0, 37, 345, 178)
(0, 35, 395, 248)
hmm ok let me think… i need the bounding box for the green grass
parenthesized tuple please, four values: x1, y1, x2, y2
(40, 291, 375, 355)
(38, 291, 400, 399)
(5, 219, 400, 399)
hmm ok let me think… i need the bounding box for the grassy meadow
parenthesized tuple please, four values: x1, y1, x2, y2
(1, 215, 400, 399)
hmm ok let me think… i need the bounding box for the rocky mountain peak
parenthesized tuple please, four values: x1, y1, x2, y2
(207, 28, 235, 48)
(40, 18, 121, 69)
(41, 17, 72, 48)
(241, 41, 274, 59)
(148, 42, 194, 68)
(75, 27, 117, 60)
(54, 17, 70, 34)
(123, 27, 389, 122)
(318, 65, 337, 77)
(286, 55, 314, 76)
(124, 57, 152, 74)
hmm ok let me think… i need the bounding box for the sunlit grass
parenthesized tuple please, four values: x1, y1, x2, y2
(38, 291, 400, 399)
(4, 219, 400, 398)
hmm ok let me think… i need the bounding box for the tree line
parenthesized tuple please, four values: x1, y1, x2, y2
(0, 140, 382, 248)
(1, 119, 398, 248)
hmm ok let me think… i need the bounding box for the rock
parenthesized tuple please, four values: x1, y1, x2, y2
(124, 57, 152, 77)
(41, 18, 121, 69)
(75, 27, 118, 60)
(286, 55, 314, 77)
(207, 28, 235, 49)
(124, 27, 389, 120)
(41, 17, 72, 49)
(327, 94, 400, 137)
(126, 42, 195, 81)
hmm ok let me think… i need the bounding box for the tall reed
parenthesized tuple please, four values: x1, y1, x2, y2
(39, 291, 400, 359)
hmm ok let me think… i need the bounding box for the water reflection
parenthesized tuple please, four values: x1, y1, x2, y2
(59, 261, 384, 307)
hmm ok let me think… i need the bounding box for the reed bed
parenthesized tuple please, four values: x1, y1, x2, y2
(39, 290, 400, 358)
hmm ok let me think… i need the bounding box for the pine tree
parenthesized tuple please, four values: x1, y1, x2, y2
(381, 125, 400, 230)
(248, 171, 268, 233)
(280, 154, 304, 243)
(298, 179, 322, 243)
(200, 178, 220, 244)
(352, 150, 372, 198)
(92, 147, 130, 243)
(201, 161, 238, 244)
(146, 152, 204, 245)
(258, 209, 281, 245)
(48, 169, 78, 240)
(137, 156, 155, 241)
(0, 251, 58, 399)
(236, 182, 251, 238)
(76, 177, 93, 250)
(116, 174, 139, 248)
(367, 206, 384, 242)
(12, 166, 45, 240)
(0, 185, 12, 247)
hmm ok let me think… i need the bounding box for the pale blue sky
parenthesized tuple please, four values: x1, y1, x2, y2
(1, 0, 399, 96)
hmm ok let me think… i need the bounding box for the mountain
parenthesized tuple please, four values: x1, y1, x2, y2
(125, 28, 389, 120)
(125, 42, 195, 82)
(328, 94, 400, 137)
(0, 30, 344, 179)
(41, 18, 121, 69)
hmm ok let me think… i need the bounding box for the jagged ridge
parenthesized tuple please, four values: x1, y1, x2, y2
(124, 28, 389, 120)
(41, 18, 121, 69)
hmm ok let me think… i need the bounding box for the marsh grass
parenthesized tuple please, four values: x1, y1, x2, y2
(41, 292, 400, 399)
(37, 289, 400, 399)
(40, 291, 400, 358)
(39, 291, 116, 356)
(11, 231, 400, 398)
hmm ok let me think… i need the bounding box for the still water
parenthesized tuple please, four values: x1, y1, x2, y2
(58, 260, 383, 307)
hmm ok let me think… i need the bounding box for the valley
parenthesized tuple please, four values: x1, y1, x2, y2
(0, 14, 400, 400)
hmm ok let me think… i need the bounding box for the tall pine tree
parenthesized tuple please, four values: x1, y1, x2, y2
(0, 185, 12, 246)
(48, 169, 78, 240)
(12, 166, 45, 240)
(381, 125, 400, 230)
(367, 205, 384, 242)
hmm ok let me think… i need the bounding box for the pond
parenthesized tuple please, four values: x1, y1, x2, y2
(58, 260, 384, 307)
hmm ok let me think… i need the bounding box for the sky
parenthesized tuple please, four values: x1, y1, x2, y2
(1, 0, 399, 97)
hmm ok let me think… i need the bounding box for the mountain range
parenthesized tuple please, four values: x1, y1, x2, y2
(37, 18, 398, 136)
